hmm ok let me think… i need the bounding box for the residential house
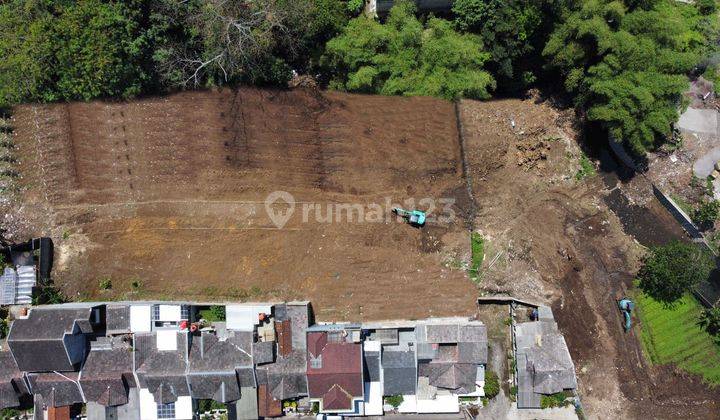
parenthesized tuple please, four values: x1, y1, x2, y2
(515, 306, 577, 409)
(134, 331, 192, 420)
(80, 337, 138, 420)
(255, 302, 310, 418)
(7, 306, 99, 372)
(0, 351, 29, 411)
(306, 324, 364, 415)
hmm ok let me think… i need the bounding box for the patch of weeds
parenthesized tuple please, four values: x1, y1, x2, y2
(249, 286, 263, 296)
(62, 229, 71, 240)
(503, 317, 513, 326)
(692, 200, 720, 230)
(130, 278, 142, 290)
(199, 305, 226, 322)
(483, 371, 500, 399)
(201, 286, 218, 296)
(384, 395, 403, 408)
(670, 193, 694, 216)
(509, 385, 517, 402)
(540, 391, 572, 408)
(575, 152, 596, 180)
(99, 277, 112, 290)
(469, 232, 484, 281)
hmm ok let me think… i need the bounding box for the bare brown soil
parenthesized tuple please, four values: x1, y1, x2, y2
(11, 88, 720, 418)
(11, 88, 477, 321)
(460, 97, 720, 419)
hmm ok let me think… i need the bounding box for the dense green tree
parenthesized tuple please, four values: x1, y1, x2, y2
(698, 307, 720, 339)
(637, 240, 714, 304)
(544, 0, 716, 154)
(324, 1, 495, 100)
(452, 0, 566, 92)
(693, 200, 720, 230)
(0, 0, 151, 106)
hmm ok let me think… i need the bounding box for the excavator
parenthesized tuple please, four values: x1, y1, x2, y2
(617, 297, 635, 332)
(392, 207, 426, 227)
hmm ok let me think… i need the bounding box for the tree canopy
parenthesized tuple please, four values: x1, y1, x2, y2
(323, 0, 495, 100)
(637, 240, 714, 304)
(0, 0, 718, 156)
(543, 0, 716, 154)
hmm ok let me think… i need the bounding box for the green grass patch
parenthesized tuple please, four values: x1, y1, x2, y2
(575, 153, 596, 180)
(199, 305, 226, 322)
(634, 291, 720, 385)
(470, 232, 484, 281)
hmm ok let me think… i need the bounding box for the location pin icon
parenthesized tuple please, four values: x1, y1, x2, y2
(265, 191, 295, 229)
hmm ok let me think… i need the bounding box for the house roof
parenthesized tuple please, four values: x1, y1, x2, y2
(267, 372, 306, 401)
(105, 305, 131, 334)
(8, 307, 93, 372)
(418, 362, 476, 394)
(364, 351, 381, 383)
(515, 320, 577, 407)
(187, 373, 240, 403)
(422, 322, 487, 344)
(9, 308, 92, 340)
(28, 372, 84, 408)
(134, 332, 189, 403)
(306, 332, 362, 410)
(323, 384, 352, 411)
(80, 343, 135, 407)
(382, 350, 416, 395)
(188, 331, 252, 373)
(0, 352, 27, 410)
(257, 384, 282, 418)
(252, 341, 275, 365)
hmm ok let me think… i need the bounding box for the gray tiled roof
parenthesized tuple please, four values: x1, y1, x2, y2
(252, 341, 275, 365)
(458, 342, 488, 364)
(8, 307, 93, 372)
(423, 322, 487, 344)
(134, 332, 189, 403)
(267, 372, 307, 400)
(187, 373, 240, 403)
(188, 331, 253, 373)
(515, 320, 577, 407)
(364, 351, 381, 383)
(418, 362, 476, 394)
(80, 342, 135, 407)
(0, 352, 26, 410)
(382, 350, 416, 395)
(236, 367, 256, 388)
(28, 372, 84, 408)
(106, 305, 131, 334)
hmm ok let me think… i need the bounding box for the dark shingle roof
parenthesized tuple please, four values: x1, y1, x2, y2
(188, 332, 252, 372)
(28, 372, 84, 408)
(382, 350, 416, 395)
(0, 352, 26, 410)
(105, 305, 131, 334)
(418, 362, 476, 394)
(134, 332, 189, 403)
(364, 351, 380, 383)
(9, 308, 92, 340)
(8, 307, 93, 372)
(80, 343, 135, 407)
(267, 372, 306, 401)
(187, 373, 240, 403)
(252, 341, 275, 365)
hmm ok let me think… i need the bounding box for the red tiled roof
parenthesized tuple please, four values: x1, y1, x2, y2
(47, 406, 70, 420)
(277, 320, 293, 357)
(306, 332, 363, 405)
(307, 332, 328, 357)
(323, 384, 353, 411)
(258, 384, 282, 418)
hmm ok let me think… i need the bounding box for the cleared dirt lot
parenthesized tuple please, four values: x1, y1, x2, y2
(10, 88, 720, 418)
(11, 88, 476, 320)
(460, 97, 720, 419)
